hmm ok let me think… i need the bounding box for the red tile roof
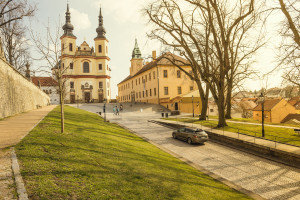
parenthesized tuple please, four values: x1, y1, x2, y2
(281, 114, 300, 123)
(32, 77, 58, 87)
(118, 52, 190, 85)
(288, 96, 300, 106)
(252, 99, 281, 111)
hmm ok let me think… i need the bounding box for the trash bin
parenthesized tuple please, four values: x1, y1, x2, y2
(162, 113, 164, 117)
(165, 113, 168, 118)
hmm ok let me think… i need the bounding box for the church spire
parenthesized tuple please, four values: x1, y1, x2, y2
(132, 38, 142, 59)
(62, 3, 75, 37)
(95, 6, 106, 39)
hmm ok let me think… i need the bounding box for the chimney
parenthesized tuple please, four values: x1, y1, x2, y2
(152, 50, 156, 60)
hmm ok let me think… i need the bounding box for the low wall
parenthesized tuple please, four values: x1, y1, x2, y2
(0, 58, 50, 118)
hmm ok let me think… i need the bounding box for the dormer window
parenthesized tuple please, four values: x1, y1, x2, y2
(98, 45, 102, 53)
(83, 62, 89, 73)
(69, 43, 73, 51)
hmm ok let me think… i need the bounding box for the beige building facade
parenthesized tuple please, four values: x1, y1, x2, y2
(118, 40, 198, 111)
(60, 4, 111, 103)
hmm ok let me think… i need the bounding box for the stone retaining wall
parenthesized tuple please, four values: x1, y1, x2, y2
(0, 58, 50, 118)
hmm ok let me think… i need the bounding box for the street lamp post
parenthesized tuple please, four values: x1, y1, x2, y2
(259, 93, 265, 138)
(103, 100, 106, 122)
(192, 95, 194, 118)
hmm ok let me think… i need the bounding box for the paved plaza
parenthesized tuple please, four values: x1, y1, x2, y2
(77, 103, 300, 200)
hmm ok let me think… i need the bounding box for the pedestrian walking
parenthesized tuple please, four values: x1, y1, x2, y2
(116, 107, 120, 115)
(113, 106, 116, 115)
(120, 104, 123, 111)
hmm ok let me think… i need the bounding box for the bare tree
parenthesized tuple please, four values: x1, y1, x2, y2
(0, 0, 35, 27)
(30, 24, 73, 133)
(145, 0, 264, 127)
(0, 13, 31, 72)
(277, 0, 299, 87)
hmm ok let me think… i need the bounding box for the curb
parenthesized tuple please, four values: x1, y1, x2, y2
(10, 147, 28, 200)
(113, 121, 266, 200)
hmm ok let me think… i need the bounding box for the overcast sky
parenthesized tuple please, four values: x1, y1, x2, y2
(26, 0, 286, 98)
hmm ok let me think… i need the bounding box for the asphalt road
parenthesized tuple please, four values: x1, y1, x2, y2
(76, 103, 300, 200)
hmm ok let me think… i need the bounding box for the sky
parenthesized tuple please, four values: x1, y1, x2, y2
(26, 0, 287, 98)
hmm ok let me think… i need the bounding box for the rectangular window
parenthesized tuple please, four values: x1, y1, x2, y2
(99, 82, 103, 88)
(178, 86, 182, 95)
(143, 91, 145, 98)
(99, 64, 103, 70)
(150, 89, 152, 96)
(149, 73, 151, 81)
(98, 45, 102, 53)
(70, 63, 73, 70)
(177, 70, 181, 78)
(146, 90, 148, 97)
(164, 87, 168, 95)
(139, 92, 141, 98)
(136, 93, 138, 98)
(154, 88, 156, 96)
(190, 86, 194, 91)
(70, 81, 74, 88)
(145, 75, 147, 82)
(69, 43, 73, 51)
(153, 71, 155, 79)
(163, 70, 168, 78)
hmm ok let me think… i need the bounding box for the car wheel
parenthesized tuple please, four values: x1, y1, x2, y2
(172, 133, 177, 139)
(187, 138, 192, 144)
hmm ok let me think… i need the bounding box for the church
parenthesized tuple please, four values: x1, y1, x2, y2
(60, 4, 111, 103)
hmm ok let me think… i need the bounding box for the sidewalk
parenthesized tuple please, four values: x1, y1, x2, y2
(0, 105, 57, 149)
(154, 119, 300, 156)
(0, 105, 56, 200)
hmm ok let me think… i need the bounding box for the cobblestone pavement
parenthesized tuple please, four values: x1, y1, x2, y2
(78, 104, 300, 200)
(0, 150, 16, 200)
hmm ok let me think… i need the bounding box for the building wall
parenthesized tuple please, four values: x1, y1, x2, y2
(271, 99, 296, 123)
(41, 86, 59, 105)
(0, 58, 50, 119)
(118, 65, 197, 106)
(61, 39, 111, 103)
(253, 110, 272, 122)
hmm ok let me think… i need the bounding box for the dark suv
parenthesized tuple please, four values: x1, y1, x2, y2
(172, 128, 209, 144)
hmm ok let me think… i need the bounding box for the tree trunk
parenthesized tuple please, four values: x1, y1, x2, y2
(225, 81, 232, 119)
(60, 93, 64, 133)
(199, 84, 209, 120)
(217, 100, 227, 127)
(194, 79, 208, 120)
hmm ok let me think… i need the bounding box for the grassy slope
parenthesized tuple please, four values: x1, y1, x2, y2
(15, 106, 251, 200)
(167, 118, 300, 146)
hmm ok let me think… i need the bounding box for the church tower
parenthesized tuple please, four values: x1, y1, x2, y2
(94, 7, 108, 58)
(130, 39, 143, 76)
(61, 3, 76, 56)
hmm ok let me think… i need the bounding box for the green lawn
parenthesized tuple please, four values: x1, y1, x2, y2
(186, 115, 300, 128)
(166, 118, 300, 146)
(15, 106, 251, 200)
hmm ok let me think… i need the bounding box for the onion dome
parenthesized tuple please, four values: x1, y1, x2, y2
(132, 39, 142, 59)
(62, 4, 75, 37)
(95, 7, 106, 39)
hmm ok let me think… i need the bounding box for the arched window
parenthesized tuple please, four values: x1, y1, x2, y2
(83, 62, 89, 73)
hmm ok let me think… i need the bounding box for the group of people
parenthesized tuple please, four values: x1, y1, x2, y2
(113, 104, 123, 116)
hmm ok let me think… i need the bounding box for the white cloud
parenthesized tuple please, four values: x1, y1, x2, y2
(70, 8, 91, 31)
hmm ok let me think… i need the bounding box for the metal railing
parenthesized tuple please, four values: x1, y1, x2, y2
(174, 117, 300, 148)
